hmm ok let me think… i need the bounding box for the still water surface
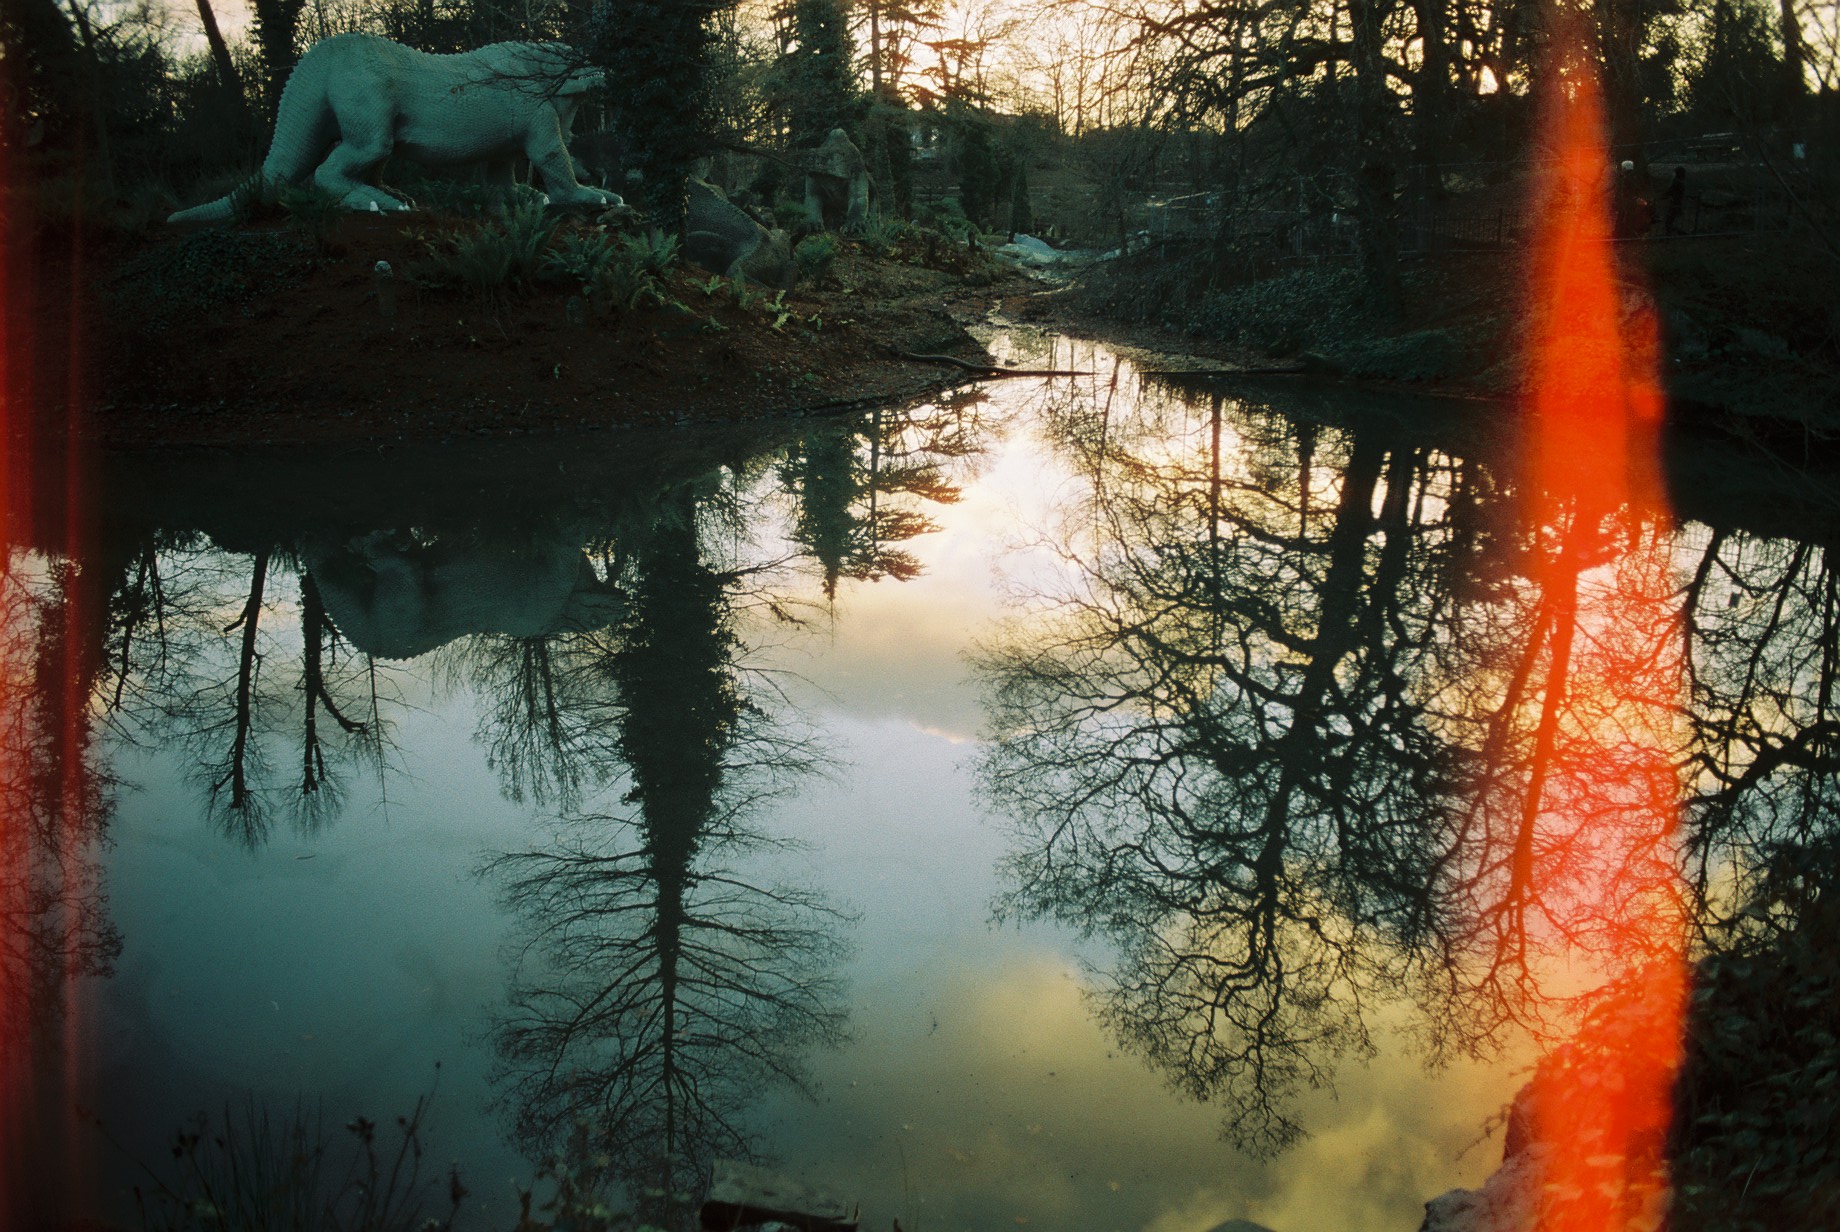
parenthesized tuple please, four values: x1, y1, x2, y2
(10, 332, 1838, 1230)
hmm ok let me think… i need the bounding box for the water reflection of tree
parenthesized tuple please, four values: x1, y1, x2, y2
(98, 542, 391, 845)
(1, 548, 124, 1225)
(1678, 532, 1840, 905)
(980, 381, 1840, 1153)
(779, 393, 987, 598)
(488, 483, 849, 1212)
(977, 391, 1456, 1155)
(1423, 495, 1689, 1050)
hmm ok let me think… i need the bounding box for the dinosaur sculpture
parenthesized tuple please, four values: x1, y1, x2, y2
(302, 530, 623, 661)
(802, 128, 870, 234)
(168, 33, 623, 224)
(685, 178, 797, 289)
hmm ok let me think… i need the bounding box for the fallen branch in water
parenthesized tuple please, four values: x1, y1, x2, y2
(893, 350, 1095, 377)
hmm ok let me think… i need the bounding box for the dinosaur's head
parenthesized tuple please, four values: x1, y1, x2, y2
(557, 64, 605, 97)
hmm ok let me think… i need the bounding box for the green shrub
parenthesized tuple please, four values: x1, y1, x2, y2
(278, 183, 347, 253)
(773, 198, 812, 230)
(434, 226, 516, 298)
(794, 233, 839, 281)
(922, 196, 978, 242)
(1191, 267, 1371, 354)
(499, 199, 559, 285)
(859, 210, 909, 254)
(1330, 328, 1464, 382)
(417, 201, 558, 299)
(593, 245, 664, 313)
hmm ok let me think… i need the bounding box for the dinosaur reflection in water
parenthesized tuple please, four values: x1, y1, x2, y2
(42, 403, 985, 1210)
(976, 369, 1840, 1178)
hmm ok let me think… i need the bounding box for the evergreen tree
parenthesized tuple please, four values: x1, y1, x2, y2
(780, 0, 859, 147)
(588, 0, 740, 231)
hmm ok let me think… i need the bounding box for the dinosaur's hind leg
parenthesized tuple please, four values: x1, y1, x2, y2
(314, 135, 411, 212)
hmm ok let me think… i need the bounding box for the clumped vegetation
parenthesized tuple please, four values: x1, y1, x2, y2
(128, 1093, 694, 1232)
(108, 228, 319, 326)
(1671, 835, 1840, 1232)
(131, 1088, 464, 1232)
(794, 231, 841, 280)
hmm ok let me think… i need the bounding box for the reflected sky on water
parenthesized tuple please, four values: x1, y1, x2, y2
(3, 333, 1837, 1231)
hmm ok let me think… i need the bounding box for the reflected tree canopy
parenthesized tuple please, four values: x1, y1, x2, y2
(779, 394, 986, 599)
(1, 545, 124, 1225)
(978, 389, 1456, 1154)
(977, 378, 1840, 1155)
(11, 422, 964, 1214)
(485, 479, 851, 1212)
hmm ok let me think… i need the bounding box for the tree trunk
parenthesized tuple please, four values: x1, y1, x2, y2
(251, 0, 306, 120)
(869, 0, 882, 94)
(60, 0, 116, 198)
(1779, 0, 1807, 109)
(1413, 0, 1447, 188)
(1347, 0, 1402, 316)
(194, 0, 243, 100)
(1596, 0, 1645, 170)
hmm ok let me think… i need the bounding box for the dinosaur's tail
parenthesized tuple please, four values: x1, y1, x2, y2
(167, 176, 263, 224)
(167, 47, 336, 224)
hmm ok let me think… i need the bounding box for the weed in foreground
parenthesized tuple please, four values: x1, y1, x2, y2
(125, 1081, 463, 1232)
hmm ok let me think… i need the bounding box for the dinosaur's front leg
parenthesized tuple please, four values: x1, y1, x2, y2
(528, 119, 625, 209)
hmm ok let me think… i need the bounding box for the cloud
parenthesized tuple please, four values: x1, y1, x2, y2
(757, 952, 1521, 1232)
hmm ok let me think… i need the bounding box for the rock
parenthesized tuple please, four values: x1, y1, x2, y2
(994, 233, 1097, 270)
(1663, 308, 1709, 362)
(700, 1159, 857, 1232)
(1735, 327, 1791, 360)
(685, 178, 797, 290)
(1418, 1144, 1547, 1232)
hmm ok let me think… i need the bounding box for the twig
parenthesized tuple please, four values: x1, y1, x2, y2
(892, 350, 1094, 377)
(1140, 367, 1317, 376)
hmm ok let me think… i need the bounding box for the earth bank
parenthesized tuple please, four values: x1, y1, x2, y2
(8, 204, 1035, 450)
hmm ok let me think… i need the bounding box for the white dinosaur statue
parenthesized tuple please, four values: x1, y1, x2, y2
(168, 33, 624, 224)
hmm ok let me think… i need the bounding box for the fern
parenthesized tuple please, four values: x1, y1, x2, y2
(544, 228, 620, 289)
(499, 200, 559, 287)
(620, 228, 680, 275)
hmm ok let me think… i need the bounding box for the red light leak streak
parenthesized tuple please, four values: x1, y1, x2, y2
(1517, 26, 1687, 1232)
(0, 75, 25, 1220)
(1, 80, 101, 1224)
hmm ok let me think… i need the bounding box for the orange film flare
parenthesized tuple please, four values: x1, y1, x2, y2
(2, 85, 103, 1223)
(1517, 34, 1688, 1232)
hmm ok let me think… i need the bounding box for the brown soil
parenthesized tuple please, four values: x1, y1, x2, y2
(21, 211, 1036, 450)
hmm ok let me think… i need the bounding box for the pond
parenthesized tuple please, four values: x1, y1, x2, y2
(4, 331, 1837, 1232)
